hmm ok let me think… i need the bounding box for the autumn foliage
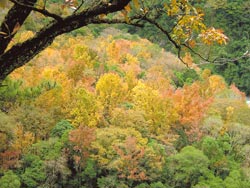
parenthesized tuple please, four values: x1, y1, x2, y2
(0, 28, 249, 187)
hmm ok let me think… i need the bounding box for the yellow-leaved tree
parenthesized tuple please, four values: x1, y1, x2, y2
(67, 88, 102, 127)
(96, 73, 128, 119)
(132, 81, 178, 143)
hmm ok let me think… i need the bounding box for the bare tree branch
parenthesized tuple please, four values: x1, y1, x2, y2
(143, 17, 180, 50)
(142, 16, 192, 67)
(212, 50, 250, 64)
(73, 0, 84, 13)
(196, 50, 250, 66)
(9, 0, 63, 21)
(181, 43, 210, 62)
(0, 0, 37, 55)
(91, 15, 144, 27)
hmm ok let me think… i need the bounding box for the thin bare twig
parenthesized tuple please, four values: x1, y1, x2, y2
(143, 17, 180, 49)
(212, 51, 250, 63)
(182, 43, 210, 62)
(195, 50, 250, 66)
(73, 0, 84, 13)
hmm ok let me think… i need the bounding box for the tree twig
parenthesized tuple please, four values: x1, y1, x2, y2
(9, 0, 63, 21)
(195, 50, 250, 66)
(142, 16, 191, 67)
(182, 43, 210, 62)
(73, 0, 84, 13)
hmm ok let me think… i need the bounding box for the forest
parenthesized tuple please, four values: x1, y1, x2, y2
(0, 0, 250, 188)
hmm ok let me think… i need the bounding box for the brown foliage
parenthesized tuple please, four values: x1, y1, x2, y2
(113, 136, 147, 181)
(69, 126, 96, 167)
